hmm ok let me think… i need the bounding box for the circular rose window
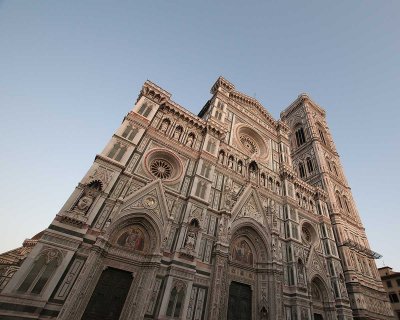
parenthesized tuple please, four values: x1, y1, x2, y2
(235, 124, 268, 159)
(150, 159, 172, 179)
(240, 134, 259, 155)
(145, 148, 183, 183)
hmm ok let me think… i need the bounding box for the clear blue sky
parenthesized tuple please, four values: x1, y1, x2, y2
(1, 1, 399, 270)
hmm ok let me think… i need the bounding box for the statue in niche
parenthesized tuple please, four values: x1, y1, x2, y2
(186, 133, 195, 147)
(173, 126, 182, 140)
(297, 260, 305, 285)
(232, 239, 253, 265)
(160, 119, 169, 133)
(237, 161, 243, 174)
(184, 219, 199, 253)
(184, 230, 196, 250)
(228, 156, 234, 169)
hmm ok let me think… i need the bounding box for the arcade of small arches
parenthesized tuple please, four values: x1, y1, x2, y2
(158, 117, 198, 148)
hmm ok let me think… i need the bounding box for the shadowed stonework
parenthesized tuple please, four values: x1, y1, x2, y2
(0, 77, 394, 319)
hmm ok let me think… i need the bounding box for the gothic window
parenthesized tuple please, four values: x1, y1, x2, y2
(295, 126, 306, 147)
(335, 192, 343, 209)
(215, 110, 222, 120)
(166, 282, 186, 318)
(200, 162, 211, 178)
(195, 180, 207, 199)
(108, 142, 127, 161)
(318, 128, 326, 145)
(306, 157, 314, 173)
(122, 124, 139, 141)
(206, 138, 216, 153)
(299, 163, 306, 178)
(326, 158, 332, 171)
(18, 249, 61, 295)
(138, 103, 152, 117)
(343, 197, 351, 214)
(333, 164, 339, 176)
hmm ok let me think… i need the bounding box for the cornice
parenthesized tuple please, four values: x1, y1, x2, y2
(280, 93, 326, 119)
(210, 76, 235, 94)
(161, 101, 206, 130)
(229, 90, 277, 128)
(137, 80, 171, 105)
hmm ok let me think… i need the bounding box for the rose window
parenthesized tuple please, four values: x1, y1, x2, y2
(240, 135, 258, 155)
(150, 159, 172, 179)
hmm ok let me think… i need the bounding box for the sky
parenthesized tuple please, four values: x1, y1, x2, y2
(0, 1, 399, 270)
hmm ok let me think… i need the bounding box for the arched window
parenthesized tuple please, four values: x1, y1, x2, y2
(318, 127, 326, 144)
(326, 158, 332, 171)
(138, 103, 152, 117)
(299, 162, 306, 178)
(295, 126, 306, 147)
(18, 250, 61, 294)
(343, 196, 351, 214)
(261, 173, 266, 186)
(336, 192, 343, 209)
(206, 139, 216, 153)
(195, 180, 207, 199)
(306, 157, 314, 173)
(108, 142, 127, 161)
(122, 124, 139, 141)
(166, 283, 186, 318)
(333, 164, 339, 176)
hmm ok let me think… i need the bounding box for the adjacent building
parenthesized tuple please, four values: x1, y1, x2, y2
(0, 77, 394, 319)
(379, 266, 400, 319)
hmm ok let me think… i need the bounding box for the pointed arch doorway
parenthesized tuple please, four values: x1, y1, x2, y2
(227, 281, 252, 320)
(311, 277, 329, 320)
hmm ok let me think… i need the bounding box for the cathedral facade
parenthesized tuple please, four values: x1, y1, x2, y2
(0, 77, 393, 320)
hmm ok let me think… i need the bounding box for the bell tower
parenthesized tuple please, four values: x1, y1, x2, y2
(281, 93, 392, 319)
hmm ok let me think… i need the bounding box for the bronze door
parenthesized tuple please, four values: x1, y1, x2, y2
(227, 281, 252, 320)
(313, 313, 324, 320)
(82, 267, 133, 320)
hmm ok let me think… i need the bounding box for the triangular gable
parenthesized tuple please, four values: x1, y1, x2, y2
(231, 185, 267, 227)
(118, 179, 170, 227)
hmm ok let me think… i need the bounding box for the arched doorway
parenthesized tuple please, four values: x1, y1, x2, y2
(227, 226, 270, 320)
(81, 217, 161, 320)
(310, 277, 329, 320)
